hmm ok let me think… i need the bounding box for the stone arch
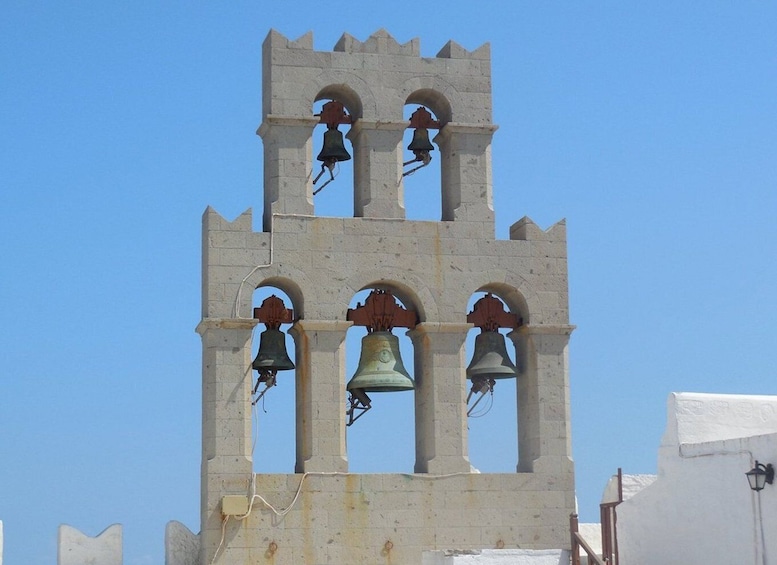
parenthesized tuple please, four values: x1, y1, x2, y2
(308, 71, 377, 120)
(344, 281, 421, 474)
(464, 286, 523, 472)
(400, 77, 459, 124)
(471, 269, 539, 325)
(405, 88, 453, 126)
(250, 277, 301, 474)
(473, 282, 531, 325)
(256, 275, 305, 319)
(343, 268, 438, 323)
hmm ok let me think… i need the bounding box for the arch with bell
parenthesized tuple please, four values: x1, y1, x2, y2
(299, 83, 453, 222)
(245, 272, 557, 475)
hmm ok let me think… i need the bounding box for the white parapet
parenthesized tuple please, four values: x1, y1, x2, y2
(165, 521, 199, 565)
(58, 524, 122, 565)
(423, 549, 570, 565)
(662, 392, 777, 447)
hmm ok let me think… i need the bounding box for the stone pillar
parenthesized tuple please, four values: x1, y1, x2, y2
(257, 117, 318, 231)
(410, 323, 472, 474)
(510, 325, 574, 474)
(197, 320, 254, 565)
(291, 320, 350, 473)
(348, 120, 407, 219)
(435, 124, 498, 231)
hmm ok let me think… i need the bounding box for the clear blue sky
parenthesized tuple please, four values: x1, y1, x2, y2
(2, 3, 776, 564)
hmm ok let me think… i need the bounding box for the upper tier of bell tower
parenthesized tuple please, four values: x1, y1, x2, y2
(259, 29, 498, 232)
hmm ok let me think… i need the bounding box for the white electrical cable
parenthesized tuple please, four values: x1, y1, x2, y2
(210, 515, 229, 565)
(210, 467, 479, 563)
(232, 230, 274, 319)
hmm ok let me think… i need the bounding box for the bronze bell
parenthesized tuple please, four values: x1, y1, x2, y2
(317, 126, 351, 163)
(466, 331, 517, 381)
(407, 128, 434, 154)
(252, 328, 295, 373)
(347, 331, 414, 393)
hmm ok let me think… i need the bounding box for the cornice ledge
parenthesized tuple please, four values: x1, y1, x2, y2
(196, 317, 260, 334)
(517, 324, 576, 336)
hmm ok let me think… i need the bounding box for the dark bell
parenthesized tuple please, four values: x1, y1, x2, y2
(347, 331, 414, 393)
(317, 127, 351, 163)
(407, 128, 434, 153)
(466, 331, 517, 381)
(252, 328, 295, 372)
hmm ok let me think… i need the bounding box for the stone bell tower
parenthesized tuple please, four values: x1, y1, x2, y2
(197, 29, 575, 565)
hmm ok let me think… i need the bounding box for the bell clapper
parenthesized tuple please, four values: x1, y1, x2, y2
(312, 160, 337, 195)
(402, 152, 432, 177)
(252, 370, 278, 406)
(466, 377, 495, 417)
(346, 389, 372, 427)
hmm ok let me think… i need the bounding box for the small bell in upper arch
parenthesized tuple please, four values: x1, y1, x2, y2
(317, 126, 351, 164)
(403, 106, 439, 177)
(313, 125, 351, 194)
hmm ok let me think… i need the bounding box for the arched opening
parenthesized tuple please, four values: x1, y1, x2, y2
(464, 290, 521, 472)
(344, 287, 417, 472)
(310, 92, 357, 217)
(401, 99, 444, 221)
(250, 285, 298, 473)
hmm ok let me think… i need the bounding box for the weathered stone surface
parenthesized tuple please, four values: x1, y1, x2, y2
(57, 524, 122, 565)
(200, 29, 574, 565)
(165, 521, 199, 565)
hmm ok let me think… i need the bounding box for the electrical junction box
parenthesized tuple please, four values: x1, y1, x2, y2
(221, 495, 249, 516)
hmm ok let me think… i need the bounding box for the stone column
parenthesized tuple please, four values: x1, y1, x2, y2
(257, 116, 318, 231)
(509, 324, 575, 474)
(410, 322, 472, 474)
(290, 320, 350, 473)
(197, 319, 254, 565)
(348, 120, 407, 219)
(435, 124, 498, 232)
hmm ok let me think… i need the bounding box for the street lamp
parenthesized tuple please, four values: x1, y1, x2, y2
(746, 461, 775, 492)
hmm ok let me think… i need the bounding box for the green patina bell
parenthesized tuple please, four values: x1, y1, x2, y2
(347, 331, 414, 393)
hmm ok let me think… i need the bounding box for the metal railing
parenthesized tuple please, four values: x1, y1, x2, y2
(571, 468, 623, 565)
(570, 513, 605, 565)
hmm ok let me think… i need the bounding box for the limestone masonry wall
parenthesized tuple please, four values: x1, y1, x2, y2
(198, 29, 575, 565)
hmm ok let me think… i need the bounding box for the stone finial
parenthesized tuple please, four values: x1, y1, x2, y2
(165, 521, 200, 565)
(58, 524, 122, 565)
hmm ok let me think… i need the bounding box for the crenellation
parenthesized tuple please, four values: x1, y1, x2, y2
(334, 29, 420, 57)
(436, 40, 491, 62)
(264, 29, 314, 52)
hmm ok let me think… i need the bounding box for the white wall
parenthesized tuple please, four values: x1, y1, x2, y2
(422, 549, 569, 565)
(616, 393, 777, 565)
